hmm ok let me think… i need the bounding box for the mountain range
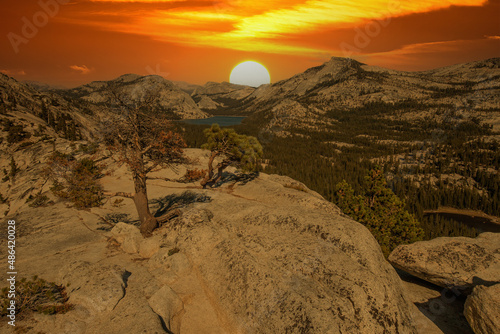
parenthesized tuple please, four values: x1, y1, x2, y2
(2, 57, 499, 141)
(1, 58, 499, 334)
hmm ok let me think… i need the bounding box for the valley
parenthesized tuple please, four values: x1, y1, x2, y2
(2, 57, 499, 243)
(1, 56, 499, 334)
(181, 116, 246, 126)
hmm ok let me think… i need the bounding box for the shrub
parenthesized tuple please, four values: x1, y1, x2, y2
(182, 168, 206, 182)
(65, 158, 103, 208)
(9, 157, 18, 181)
(0, 276, 73, 319)
(78, 142, 99, 155)
(200, 124, 263, 188)
(46, 153, 104, 209)
(4, 121, 31, 144)
(27, 193, 49, 207)
(50, 180, 67, 198)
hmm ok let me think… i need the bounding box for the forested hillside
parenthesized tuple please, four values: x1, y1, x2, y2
(179, 97, 499, 243)
(2, 57, 499, 249)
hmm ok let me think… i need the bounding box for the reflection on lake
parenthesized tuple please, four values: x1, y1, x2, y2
(182, 116, 246, 126)
(424, 212, 500, 233)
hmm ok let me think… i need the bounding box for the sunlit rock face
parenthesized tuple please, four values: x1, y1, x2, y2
(389, 233, 500, 292)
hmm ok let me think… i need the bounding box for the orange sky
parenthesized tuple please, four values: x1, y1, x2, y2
(1, 0, 499, 87)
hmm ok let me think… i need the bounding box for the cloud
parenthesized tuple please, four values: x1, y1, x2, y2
(58, 0, 489, 57)
(0, 69, 27, 76)
(70, 65, 92, 74)
(359, 37, 500, 70)
(87, 0, 183, 2)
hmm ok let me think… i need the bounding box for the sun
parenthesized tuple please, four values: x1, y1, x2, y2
(229, 61, 271, 87)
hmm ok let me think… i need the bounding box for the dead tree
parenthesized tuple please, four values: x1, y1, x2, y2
(101, 86, 186, 236)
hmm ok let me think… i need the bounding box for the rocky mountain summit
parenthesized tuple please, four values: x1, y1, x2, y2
(0, 142, 442, 333)
(240, 57, 500, 133)
(64, 74, 209, 120)
(0, 73, 209, 133)
(188, 81, 256, 114)
(2, 57, 499, 133)
(191, 81, 255, 98)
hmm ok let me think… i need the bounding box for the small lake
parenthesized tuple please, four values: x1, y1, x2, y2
(182, 116, 246, 126)
(424, 212, 500, 233)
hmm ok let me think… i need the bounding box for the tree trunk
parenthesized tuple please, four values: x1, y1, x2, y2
(200, 151, 217, 189)
(132, 173, 157, 236)
(214, 160, 230, 183)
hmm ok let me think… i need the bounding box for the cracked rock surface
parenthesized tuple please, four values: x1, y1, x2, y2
(464, 284, 500, 334)
(0, 148, 440, 333)
(388, 233, 500, 292)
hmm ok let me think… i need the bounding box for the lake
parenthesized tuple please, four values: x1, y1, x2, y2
(182, 116, 246, 126)
(424, 212, 500, 233)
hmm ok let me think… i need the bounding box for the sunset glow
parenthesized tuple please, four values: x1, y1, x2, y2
(1, 0, 498, 86)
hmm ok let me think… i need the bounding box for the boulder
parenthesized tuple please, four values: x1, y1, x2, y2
(148, 285, 184, 333)
(388, 233, 500, 292)
(139, 234, 164, 258)
(155, 173, 423, 333)
(0, 144, 435, 333)
(464, 284, 500, 334)
(111, 222, 142, 254)
(84, 268, 166, 334)
(59, 262, 127, 315)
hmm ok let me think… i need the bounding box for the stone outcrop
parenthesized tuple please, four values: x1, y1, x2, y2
(108, 172, 428, 333)
(388, 233, 500, 292)
(148, 285, 184, 333)
(464, 284, 500, 334)
(0, 148, 439, 333)
(59, 262, 128, 315)
(196, 95, 220, 110)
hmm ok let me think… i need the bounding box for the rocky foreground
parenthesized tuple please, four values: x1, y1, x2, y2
(390, 232, 500, 334)
(0, 146, 444, 333)
(389, 233, 500, 292)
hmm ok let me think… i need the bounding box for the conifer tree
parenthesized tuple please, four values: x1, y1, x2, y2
(9, 157, 19, 182)
(200, 124, 263, 188)
(48, 112, 55, 127)
(336, 168, 424, 256)
(40, 101, 49, 122)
